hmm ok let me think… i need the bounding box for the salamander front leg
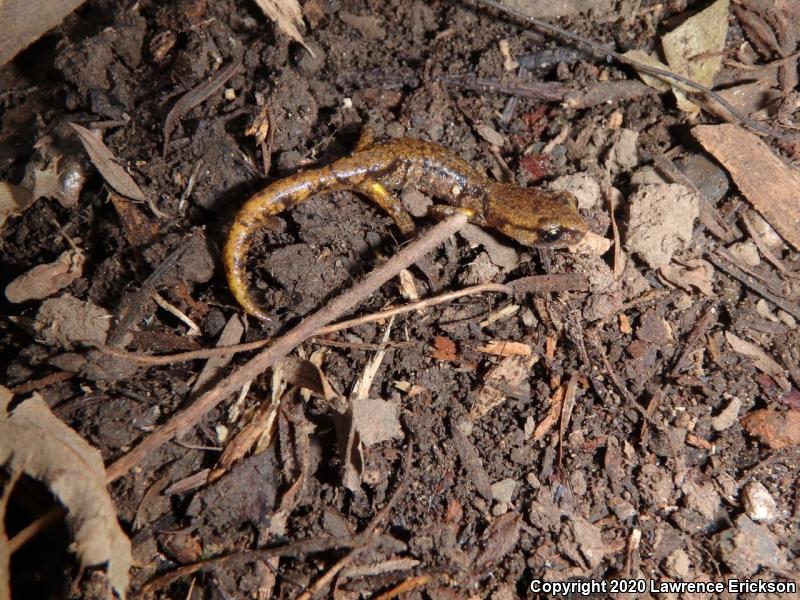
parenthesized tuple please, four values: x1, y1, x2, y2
(358, 180, 416, 237)
(428, 204, 478, 223)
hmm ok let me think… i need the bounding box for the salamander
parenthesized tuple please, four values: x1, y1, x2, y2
(224, 133, 588, 320)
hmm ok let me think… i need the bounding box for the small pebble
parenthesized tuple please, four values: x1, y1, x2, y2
(742, 480, 778, 522)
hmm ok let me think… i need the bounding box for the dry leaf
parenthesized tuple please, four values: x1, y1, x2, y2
(693, 123, 800, 250)
(659, 259, 715, 296)
(277, 356, 339, 401)
(625, 0, 730, 114)
(431, 336, 458, 362)
(474, 511, 522, 570)
(70, 123, 146, 201)
(109, 192, 159, 247)
(5, 250, 85, 303)
(661, 0, 730, 113)
(0, 387, 131, 598)
(0, 182, 34, 229)
(253, 0, 314, 55)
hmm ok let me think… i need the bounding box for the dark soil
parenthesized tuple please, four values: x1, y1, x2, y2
(2, 0, 799, 598)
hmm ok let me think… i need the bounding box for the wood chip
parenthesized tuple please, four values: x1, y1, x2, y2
(476, 340, 532, 357)
(693, 124, 800, 250)
(471, 354, 537, 420)
(70, 123, 146, 202)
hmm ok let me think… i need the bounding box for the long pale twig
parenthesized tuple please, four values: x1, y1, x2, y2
(104, 213, 467, 482)
(97, 282, 512, 366)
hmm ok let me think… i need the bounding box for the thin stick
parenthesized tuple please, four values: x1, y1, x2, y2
(706, 252, 800, 321)
(97, 282, 512, 366)
(104, 213, 467, 482)
(475, 0, 797, 142)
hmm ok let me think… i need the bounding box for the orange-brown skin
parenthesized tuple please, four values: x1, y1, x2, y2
(225, 136, 587, 320)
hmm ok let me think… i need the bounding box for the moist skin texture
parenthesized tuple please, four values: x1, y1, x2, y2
(224, 133, 588, 320)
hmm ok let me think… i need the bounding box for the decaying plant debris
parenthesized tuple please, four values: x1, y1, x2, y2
(1, 0, 800, 597)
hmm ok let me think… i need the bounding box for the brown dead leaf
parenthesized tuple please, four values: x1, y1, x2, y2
(741, 409, 800, 449)
(625, 0, 730, 114)
(693, 124, 800, 250)
(5, 250, 84, 303)
(278, 356, 340, 401)
(475, 511, 522, 570)
(659, 259, 715, 295)
(431, 335, 458, 362)
(109, 192, 159, 247)
(70, 123, 146, 202)
(253, 0, 314, 55)
(0, 387, 131, 598)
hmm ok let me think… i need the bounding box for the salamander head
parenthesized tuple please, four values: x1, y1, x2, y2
(486, 186, 587, 248)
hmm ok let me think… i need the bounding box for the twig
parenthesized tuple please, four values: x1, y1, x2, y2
(105, 213, 467, 482)
(107, 233, 202, 346)
(9, 371, 74, 396)
(724, 48, 800, 71)
(97, 282, 511, 366)
(740, 211, 788, 275)
(144, 438, 414, 595)
(8, 507, 65, 554)
(706, 252, 800, 321)
(439, 74, 570, 101)
(298, 440, 413, 599)
(474, 0, 798, 142)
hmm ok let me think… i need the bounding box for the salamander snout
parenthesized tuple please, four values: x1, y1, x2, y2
(486, 186, 588, 248)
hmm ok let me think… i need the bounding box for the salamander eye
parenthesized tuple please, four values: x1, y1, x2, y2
(539, 225, 563, 243)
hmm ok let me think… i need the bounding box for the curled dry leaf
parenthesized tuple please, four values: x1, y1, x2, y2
(0, 387, 131, 598)
(5, 250, 85, 303)
(659, 258, 715, 296)
(70, 123, 146, 201)
(253, 0, 314, 55)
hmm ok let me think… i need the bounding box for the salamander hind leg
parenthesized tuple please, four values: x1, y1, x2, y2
(358, 180, 416, 237)
(355, 126, 377, 152)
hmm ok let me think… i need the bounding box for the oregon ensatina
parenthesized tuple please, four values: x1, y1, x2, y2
(224, 133, 587, 320)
